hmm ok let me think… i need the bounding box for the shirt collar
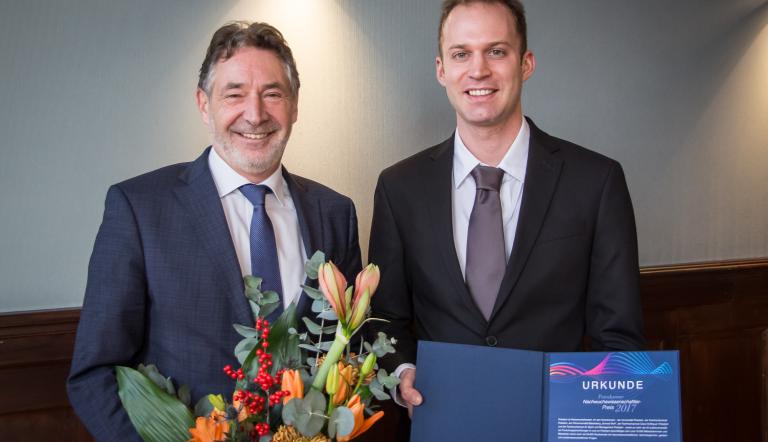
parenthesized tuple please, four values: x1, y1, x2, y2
(207, 147, 288, 206)
(453, 118, 530, 189)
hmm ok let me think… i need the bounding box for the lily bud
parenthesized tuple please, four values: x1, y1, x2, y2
(353, 264, 380, 306)
(281, 369, 304, 405)
(347, 288, 371, 331)
(326, 363, 340, 396)
(334, 363, 354, 406)
(361, 353, 377, 377)
(318, 262, 348, 320)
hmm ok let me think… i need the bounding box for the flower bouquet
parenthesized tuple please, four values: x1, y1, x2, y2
(116, 252, 399, 441)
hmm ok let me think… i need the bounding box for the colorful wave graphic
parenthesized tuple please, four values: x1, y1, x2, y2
(549, 352, 672, 379)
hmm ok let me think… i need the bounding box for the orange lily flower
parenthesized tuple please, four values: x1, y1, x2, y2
(281, 369, 304, 404)
(337, 394, 385, 441)
(332, 363, 355, 405)
(188, 411, 229, 442)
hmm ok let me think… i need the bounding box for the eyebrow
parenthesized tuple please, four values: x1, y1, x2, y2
(222, 82, 244, 90)
(448, 41, 513, 51)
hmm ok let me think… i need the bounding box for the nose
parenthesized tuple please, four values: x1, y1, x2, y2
(469, 54, 491, 80)
(242, 94, 268, 125)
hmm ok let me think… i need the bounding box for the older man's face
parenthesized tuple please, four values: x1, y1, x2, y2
(197, 46, 298, 183)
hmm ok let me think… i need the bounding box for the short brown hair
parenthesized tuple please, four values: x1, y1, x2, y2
(198, 21, 300, 97)
(438, 0, 528, 57)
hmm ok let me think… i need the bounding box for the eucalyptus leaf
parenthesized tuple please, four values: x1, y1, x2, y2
(258, 300, 280, 319)
(304, 251, 326, 279)
(371, 332, 396, 357)
(311, 298, 326, 313)
(261, 290, 280, 304)
(259, 435, 272, 442)
(177, 385, 191, 407)
(244, 275, 263, 291)
(328, 406, 355, 438)
(316, 310, 338, 321)
(298, 343, 322, 353)
(249, 301, 261, 319)
(293, 390, 327, 437)
(194, 394, 215, 417)
(233, 324, 260, 338)
(164, 377, 176, 396)
(302, 317, 322, 335)
(368, 379, 391, 401)
(116, 366, 194, 442)
(282, 397, 299, 424)
(234, 337, 260, 366)
(377, 369, 401, 389)
(303, 285, 325, 301)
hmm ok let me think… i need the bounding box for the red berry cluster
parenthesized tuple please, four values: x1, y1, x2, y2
(268, 390, 290, 406)
(223, 365, 245, 381)
(253, 422, 270, 437)
(254, 318, 277, 391)
(234, 389, 267, 415)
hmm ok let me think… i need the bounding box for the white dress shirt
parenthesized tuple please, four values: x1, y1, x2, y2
(208, 148, 307, 308)
(393, 118, 531, 405)
(452, 119, 530, 275)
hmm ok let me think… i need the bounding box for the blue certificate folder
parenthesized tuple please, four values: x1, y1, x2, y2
(411, 341, 681, 442)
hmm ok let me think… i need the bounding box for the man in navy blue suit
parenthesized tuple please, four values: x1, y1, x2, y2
(67, 22, 361, 441)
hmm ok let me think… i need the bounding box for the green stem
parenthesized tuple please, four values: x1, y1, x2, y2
(312, 323, 349, 391)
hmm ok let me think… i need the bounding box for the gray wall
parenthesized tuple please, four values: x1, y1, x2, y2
(1, 0, 767, 312)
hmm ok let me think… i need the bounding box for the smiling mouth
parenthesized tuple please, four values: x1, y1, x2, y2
(236, 131, 273, 140)
(466, 89, 496, 97)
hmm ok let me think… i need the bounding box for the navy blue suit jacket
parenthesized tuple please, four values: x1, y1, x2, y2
(67, 148, 361, 441)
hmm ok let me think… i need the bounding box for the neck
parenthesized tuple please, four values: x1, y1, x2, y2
(457, 115, 524, 167)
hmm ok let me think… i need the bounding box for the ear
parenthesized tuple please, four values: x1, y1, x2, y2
(521, 50, 536, 82)
(195, 88, 211, 125)
(436, 55, 447, 87)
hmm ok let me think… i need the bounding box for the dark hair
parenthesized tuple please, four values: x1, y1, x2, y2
(198, 21, 300, 96)
(438, 0, 527, 57)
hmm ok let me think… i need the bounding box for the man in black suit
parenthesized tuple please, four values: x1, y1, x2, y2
(67, 22, 361, 441)
(369, 0, 644, 420)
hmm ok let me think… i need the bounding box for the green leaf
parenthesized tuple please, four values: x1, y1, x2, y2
(311, 298, 326, 313)
(261, 290, 280, 304)
(371, 332, 396, 357)
(234, 337, 260, 366)
(377, 369, 401, 389)
(209, 394, 226, 411)
(328, 406, 355, 438)
(269, 303, 303, 369)
(303, 285, 325, 301)
(116, 366, 194, 442)
(258, 300, 280, 319)
(317, 310, 338, 321)
(294, 390, 327, 437)
(233, 324, 260, 338)
(305, 251, 326, 279)
(177, 385, 191, 407)
(367, 378, 391, 401)
(194, 395, 216, 417)
(244, 275, 263, 292)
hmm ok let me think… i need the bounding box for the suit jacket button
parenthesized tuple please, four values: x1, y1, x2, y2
(486, 336, 498, 347)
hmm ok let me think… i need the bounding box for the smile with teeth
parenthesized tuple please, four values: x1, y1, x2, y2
(467, 89, 495, 96)
(238, 131, 271, 140)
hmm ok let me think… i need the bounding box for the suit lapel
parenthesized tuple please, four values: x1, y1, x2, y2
(174, 147, 253, 326)
(425, 137, 488, 323)
(283, 169, 322, 319)
(491, 120, 563, 320)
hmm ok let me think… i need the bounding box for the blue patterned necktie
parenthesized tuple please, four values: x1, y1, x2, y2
(239, 184, 283, 323)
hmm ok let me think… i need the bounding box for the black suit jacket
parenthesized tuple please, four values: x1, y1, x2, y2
(369, 119, 644, 371)
(67, 147, 362, 441)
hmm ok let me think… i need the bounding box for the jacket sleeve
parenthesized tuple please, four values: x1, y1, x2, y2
(67, 185, 145, 442)
(585, 162, 646, 351)
(368, 175, 417, 372)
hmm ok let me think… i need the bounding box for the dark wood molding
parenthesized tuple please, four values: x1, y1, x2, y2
(1, 258, 767, 441)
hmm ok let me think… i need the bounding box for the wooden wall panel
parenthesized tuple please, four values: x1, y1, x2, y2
(1, 258, 766, 441)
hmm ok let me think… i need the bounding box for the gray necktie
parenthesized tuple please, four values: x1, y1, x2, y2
(466, 165, 506, 320)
